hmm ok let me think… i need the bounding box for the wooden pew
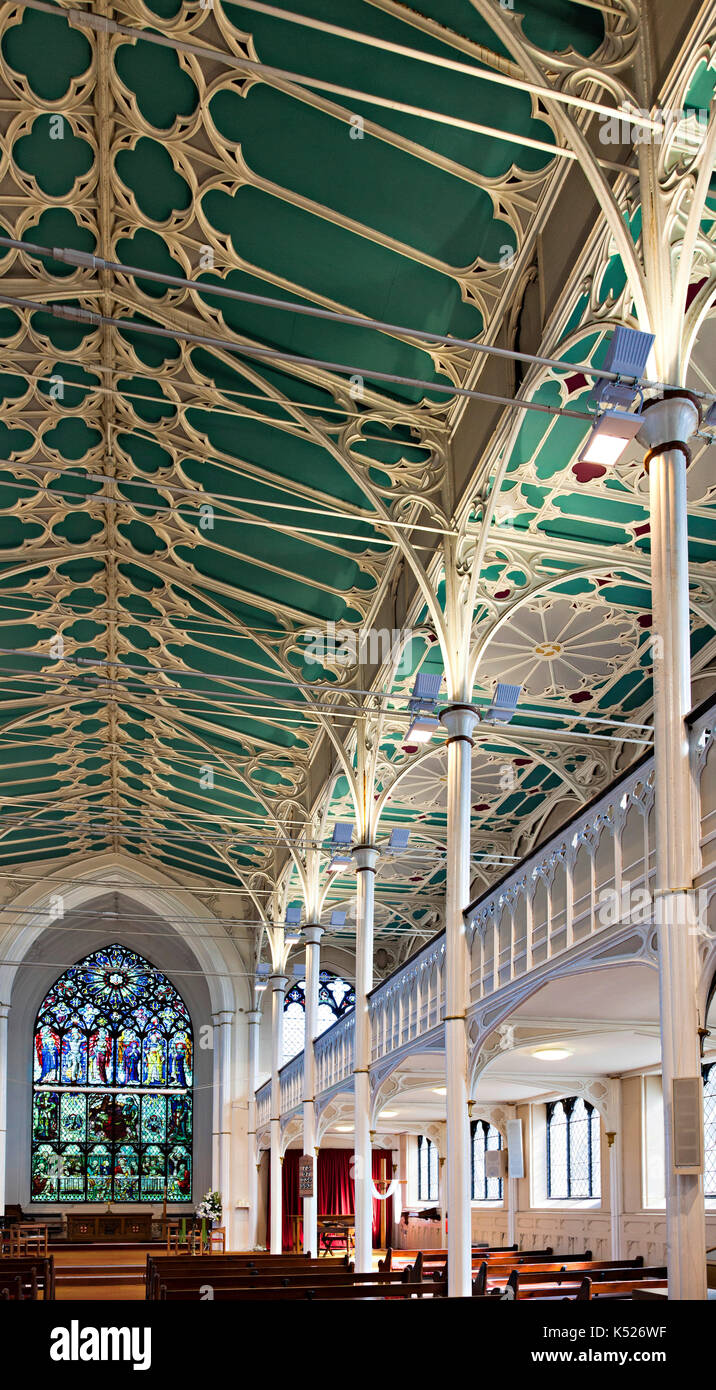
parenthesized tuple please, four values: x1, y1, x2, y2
(378, 1244, 522, 1273)
(472, 1254, 595, 1295)
(146, 1253, 340, 1299)
(159, 1279, 446, 1301)
(507, 1267, 666, 1300)
(581, 1277, 668, 1301)
(154, 1269, 429, 1298)
(0, 1255, 54, 1299)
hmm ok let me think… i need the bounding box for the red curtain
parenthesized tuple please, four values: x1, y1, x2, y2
(371, 1149, 394, 1248)
(282, 1149, 300, 1251)
(268, 1149, 393, 1250)
(317, 1149, 354, 1217)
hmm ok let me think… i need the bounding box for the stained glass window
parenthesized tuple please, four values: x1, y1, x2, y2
(31, 944, 193, 1204)
(282, 970, 355, 1065)
(417, 1135, 439, 1202)
(546, 1096, 600, 1199)
(471, 1120, 503, 1201)
(704, 1064, 716, 1198)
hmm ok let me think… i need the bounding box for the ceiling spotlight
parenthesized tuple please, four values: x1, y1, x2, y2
(405, 671, 442, 745)
(432, 1086, 447, 1095)
(335, 1124, 354, 1133)
(531, 1047, 573, 1061)
(591, 326, 655, 410)
(487, 682, 522, 724)
(328, 822, 353, 873)
(407, 714, 440, 742)
(284, 907, 302, 944)
(579, 409, 643, 467)
(381, 1110, 399, 1118)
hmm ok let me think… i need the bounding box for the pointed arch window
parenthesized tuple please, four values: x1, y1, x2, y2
(282, 970, 355, 1065)
(546, 1097, 600, 1199)
(471, 1120, 503, 1201)
(703, 1064, 716, 1198)
(31, 944, 193, 1204)
(417, 1134, 439, 1202)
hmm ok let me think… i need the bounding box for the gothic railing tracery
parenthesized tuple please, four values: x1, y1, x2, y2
(255, 701, 716, 1133)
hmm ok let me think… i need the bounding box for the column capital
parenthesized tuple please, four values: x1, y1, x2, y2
(353, 844, 379, 873)
(246, 1010, 262, 1025)
(269, 973, 288, 990)
(303, 924, 323, 945)
(439, 705, 479, 743)
(637, 392, 701, 468)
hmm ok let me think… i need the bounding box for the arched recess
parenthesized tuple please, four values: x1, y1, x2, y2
(1, 853, 243, 1210)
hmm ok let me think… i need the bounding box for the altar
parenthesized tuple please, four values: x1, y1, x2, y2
(66, 1211, 154, 1243)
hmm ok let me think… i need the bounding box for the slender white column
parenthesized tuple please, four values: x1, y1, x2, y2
(353, 844, 379, 1272)
(303, 925, 323, 1256)
(246, 1009, 261, 1249)
(269, 973, 287, 1254)
(0, 1005, 8, 1220)
(639, 394, 707, 1300)
(211, 1011, 233, 1208)
(440, 705, 479, 1297)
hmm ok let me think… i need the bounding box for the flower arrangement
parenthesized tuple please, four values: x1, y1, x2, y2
(196, 1190, 222, 1223)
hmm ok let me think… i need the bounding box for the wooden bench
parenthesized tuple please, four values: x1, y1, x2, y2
(159, 1279, 446, 1301)
(146, 1253, 334, 1299)
(0, 1255, 54, 1299)
(581, 1277, 668, 1301)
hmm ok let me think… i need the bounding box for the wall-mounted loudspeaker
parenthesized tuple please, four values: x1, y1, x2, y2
(506, 1119, 524, 1179)
(485, 1149, 508, 1180)
(672, 1077, 704, 1173)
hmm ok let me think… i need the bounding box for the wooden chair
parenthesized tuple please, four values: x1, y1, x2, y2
(11, 1224, 48, 1257)
(207, 1227, 226, 1254)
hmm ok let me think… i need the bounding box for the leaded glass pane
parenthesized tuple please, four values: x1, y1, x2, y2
(418, 1135, 438, 1201)
(547, 1101, 569, 1198)
(31, 944, 193, 1203)
(282, 971, 356, 1065)
(704, 1065, 716, 1198)
(568, 1099, 592, 1198)
(471, 1123, 486, 1200)
(485, 1124, 503, 1201)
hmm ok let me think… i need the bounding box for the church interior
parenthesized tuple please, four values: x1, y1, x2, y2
(0, 0, 715, 1312)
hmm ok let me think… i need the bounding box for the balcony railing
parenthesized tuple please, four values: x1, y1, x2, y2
(254, 701, 715, 1120)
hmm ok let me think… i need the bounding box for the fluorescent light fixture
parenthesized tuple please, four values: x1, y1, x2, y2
(432, 1086, 447, 1095)
(330, 910, 347, 927)
(380, 1110, 399, 1117)
(335, 1124, 354, 1133)
(407, 714, 439, 742)
(531, 1047, 573, 1061)
(254, 982, 268, 993)
(388, 827, 410, 851)
(578, 409, 642, 467)
(285, 907, 301, 925)
(328, 854, 352, 874)
(487, 682, 522, 724)
(331, 823, 353, 846)
(591, 326, 655, 410)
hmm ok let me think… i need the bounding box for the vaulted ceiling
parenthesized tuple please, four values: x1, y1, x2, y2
(0, 0, 713, 971)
